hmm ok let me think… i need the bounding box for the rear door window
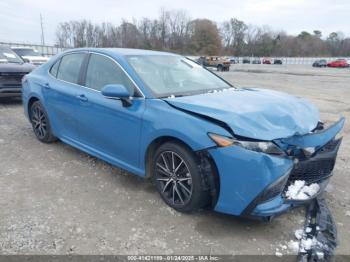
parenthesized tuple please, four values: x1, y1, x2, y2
(57, 53, 85, 84)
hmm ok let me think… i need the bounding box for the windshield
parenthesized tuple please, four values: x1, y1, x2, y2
(13, 48, 41, 57)
(0, 46, 23, 63)
(127, 55, 232, 97)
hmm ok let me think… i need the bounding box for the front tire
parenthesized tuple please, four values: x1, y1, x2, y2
(30, 101, 57, 143)
(152, 142, 210, 212)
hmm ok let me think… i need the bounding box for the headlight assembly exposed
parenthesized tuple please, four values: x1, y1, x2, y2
(236, 140, 285, 155)
(207, 133, 234, 147)
(208, 133, 285, 155)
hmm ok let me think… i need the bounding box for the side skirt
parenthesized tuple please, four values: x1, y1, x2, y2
(59, 136, 145, 177)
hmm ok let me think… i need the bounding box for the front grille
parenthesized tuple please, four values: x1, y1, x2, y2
(0, 72, 26, 81)
(287, 138, 341, 185)
(0, 72, 27, 88)
(318, 139, 339, 153)
(289, 159, 335, 184)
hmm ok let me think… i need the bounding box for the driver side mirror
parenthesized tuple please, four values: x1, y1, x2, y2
(101, 84, 132, 107)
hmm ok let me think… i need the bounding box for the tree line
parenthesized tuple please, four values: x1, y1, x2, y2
(55, 9, 350, 57)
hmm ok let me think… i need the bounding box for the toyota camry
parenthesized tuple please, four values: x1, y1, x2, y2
(22, 48, 344, 220)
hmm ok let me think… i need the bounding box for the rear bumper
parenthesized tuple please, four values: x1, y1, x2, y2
(208, 118, 344, 219)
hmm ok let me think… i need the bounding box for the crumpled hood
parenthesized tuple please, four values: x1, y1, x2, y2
(164, 88, 320, 140)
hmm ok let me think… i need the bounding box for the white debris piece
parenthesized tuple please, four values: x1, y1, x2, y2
(279, 244, 287, 250)
(316, 251, 325, 259)
(295, 229, 303, 240)
(305, 227, 312, 233)
(345, 211, 350, 217)
(300, 237, 315, 252)
(300, 237, 326, 253)
(288, 240, 300, 253)
(275, 251, 283, 257)
(285, 180, 320, 200)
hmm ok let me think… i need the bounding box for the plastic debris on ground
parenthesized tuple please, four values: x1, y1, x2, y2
(288, 240, 300, 253)
(285, 180, 320, 200)
(297, 197, 338, 261)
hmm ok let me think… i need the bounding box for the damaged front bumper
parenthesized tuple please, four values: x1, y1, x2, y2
(208, 117, 344, 218)
(298, 197, 338, 261)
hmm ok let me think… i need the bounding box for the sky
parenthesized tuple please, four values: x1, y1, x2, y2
(0, 0, 349, 45)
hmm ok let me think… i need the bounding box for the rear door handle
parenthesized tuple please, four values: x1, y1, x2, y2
(76, 94, 88, 102)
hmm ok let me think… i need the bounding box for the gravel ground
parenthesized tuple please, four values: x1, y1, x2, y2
(0, 64, 349, 256)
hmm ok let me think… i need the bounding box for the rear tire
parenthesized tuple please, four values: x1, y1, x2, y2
(30, 101, 57, 143)
(152, 142, 210, 212)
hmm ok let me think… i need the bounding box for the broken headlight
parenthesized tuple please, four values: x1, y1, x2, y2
(208, 133, 285, 155)
(236, 140, 285, 155)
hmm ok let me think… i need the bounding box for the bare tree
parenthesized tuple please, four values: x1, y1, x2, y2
(119, 20, 140, 48)
(56, 22, 73, 48)
(167, 9, 191, 52)
(221, 18, 247, 55)
(55, 10, 350, 57)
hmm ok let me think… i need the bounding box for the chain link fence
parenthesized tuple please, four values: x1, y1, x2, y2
(1, 41, 349, 64)
(235, 57, 350, 64)
(0, 41, 64, 57)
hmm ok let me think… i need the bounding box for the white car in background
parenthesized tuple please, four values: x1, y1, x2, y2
(11, 47, 49, 66)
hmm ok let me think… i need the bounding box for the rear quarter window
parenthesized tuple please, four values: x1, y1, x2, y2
(49, 59, 61, 78)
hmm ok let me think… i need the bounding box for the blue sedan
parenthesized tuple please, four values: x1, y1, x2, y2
(22, 48, 344, 219)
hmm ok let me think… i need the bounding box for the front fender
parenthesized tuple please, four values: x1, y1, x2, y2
(139, 99, 231, 170)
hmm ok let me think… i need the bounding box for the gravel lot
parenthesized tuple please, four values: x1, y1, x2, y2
(0, 64, 349, 256)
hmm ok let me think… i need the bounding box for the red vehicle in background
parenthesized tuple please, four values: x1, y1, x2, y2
(327, 59, 349, 68)
(262, 58, 271, 64)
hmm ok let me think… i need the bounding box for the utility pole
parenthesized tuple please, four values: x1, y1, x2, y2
(40, 14, 45, 46)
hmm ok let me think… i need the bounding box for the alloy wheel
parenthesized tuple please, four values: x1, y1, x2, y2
(31, 104, 47, 139)
(155, 151, 193, 206)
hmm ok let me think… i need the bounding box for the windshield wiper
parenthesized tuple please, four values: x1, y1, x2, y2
(158, 94, 186, 99)
(180, 60, 193, 69)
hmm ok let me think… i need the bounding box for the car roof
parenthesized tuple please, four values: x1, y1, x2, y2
(67, 48, 179, 57)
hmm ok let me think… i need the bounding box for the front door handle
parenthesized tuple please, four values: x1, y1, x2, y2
(76, 94, 88, 102)
(43, 82, 51, 89)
